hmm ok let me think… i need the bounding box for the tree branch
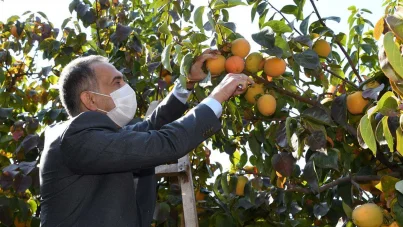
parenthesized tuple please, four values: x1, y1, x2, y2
(376, 148, 403, 175)
(156, 2, 172, 100)
(95, 0, 103, 49)
(249, 73, 321, 107)
(324, 67, 359, 90)
(285, 173, 401, 194)
(309, 0, 363, 83)
(266, 1, 303, 36)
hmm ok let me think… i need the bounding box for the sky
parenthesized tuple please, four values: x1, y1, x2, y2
(0, 0, 384, 173)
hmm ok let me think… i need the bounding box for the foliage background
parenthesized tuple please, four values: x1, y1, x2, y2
(1, 0, 403, 227)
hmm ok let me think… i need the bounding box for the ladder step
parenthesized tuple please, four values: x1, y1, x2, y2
(155, 163, 185, 177)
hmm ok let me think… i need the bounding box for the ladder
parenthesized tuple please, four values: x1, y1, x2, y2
(155, 154, 198, 227)
(146, 100, 199, 227)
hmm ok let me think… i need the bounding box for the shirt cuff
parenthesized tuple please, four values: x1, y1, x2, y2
(201, 97, 222, 118)
(172, 80, 192, 104)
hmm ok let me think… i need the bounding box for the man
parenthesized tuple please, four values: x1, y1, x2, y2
(39, 52, 253, 226)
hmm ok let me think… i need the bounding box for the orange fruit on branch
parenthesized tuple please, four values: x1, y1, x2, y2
(313, 39, 331, 57)
(245, 52, 264, 73)
(225, 55, 245, 74)
(236, 175, 248, 196)
(11, 25, 22, 39)
(231, 38, 251, 58)
(163, 74, 172, 85)
(206, 54, 226, 76)
(257, 94, 277, 116)
(195, 190, 206, 201)
(244, 83, 264, 104)
(346, 91, 369, 115)
(263, 57, 286, 77)
(352, 203, 383, 227)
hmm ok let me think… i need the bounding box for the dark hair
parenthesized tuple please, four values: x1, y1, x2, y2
(59, 55, 108, 117)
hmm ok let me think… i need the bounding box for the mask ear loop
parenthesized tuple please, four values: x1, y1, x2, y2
(88, 91, 111, 113)
(89, 91, 110, 98)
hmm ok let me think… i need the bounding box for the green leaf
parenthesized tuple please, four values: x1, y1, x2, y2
(251, 2, 258, 22)
(303, 161, 319, 193)
(0, 68, 5, 85)
(190, 33, 209, 45)
(7, 15, 20, 23)
(213, 175, 226, 202)
(300, 14, 311, 35)
(286, 117, 295, 149)
(385, 15, 403, 41)
(153, 202, 171, 224)
(61, 17, 72, 29)
(251, 27, 275, 49)
(215, 213, 235, 227)
(0, 108, 13, 118)
(178, 74, 187, 90)
(329, 66, 345, 85)
(322, 16, 341, 23)
(194, 6, 205, 32)
(378, 96, 399, 117)
(342, 201, 353, 218)
(384, 32, 403, 79)
(158, 23, 171, 36)
(369, 91, 396, 118)
(313, 202, 330, 219)
(180, 53, 193, 77)
(69, 0, 79, 13)
(359, 114, 377, 155)
(248, 134, 261, 155)
(230, 150, 240, 166)
(393, 203, 403, 227)
(382, 116, 395, 152)
(263, 20, 292, 33)
(161, 43, 173, 73)
(238, 151, 248, 169)
(301, 106, 333, 126)
(313, 149, 339, 170)
(280, 5, 299, 18)
(275, 35, 291, 58)
(47, 75, 59, 85)
(305, 130, 327, 153)
(37, 11, 49, 21)
(293, 50, 320, 70)
(212, 0, 247, 10)
(295, 0, 306, 20)
(376, 118, 386, 145)
(221, 173, 230, 195)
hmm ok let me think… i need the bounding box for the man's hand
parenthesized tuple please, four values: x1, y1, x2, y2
(209, 73, 254, 104)
(187, 49, 221, 89)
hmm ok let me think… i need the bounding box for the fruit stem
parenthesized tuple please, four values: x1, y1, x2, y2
(309, 0, 363, 83)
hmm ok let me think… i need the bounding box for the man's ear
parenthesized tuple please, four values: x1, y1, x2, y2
(80, 91, 98, 111)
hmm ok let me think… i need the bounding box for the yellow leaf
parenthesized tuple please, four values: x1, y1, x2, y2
(397, 127, 403, 156)
(276, 176, 287, 189)
(374, 16, 385, 41)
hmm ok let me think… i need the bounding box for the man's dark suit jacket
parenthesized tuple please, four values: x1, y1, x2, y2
(39, 92, 221, 226)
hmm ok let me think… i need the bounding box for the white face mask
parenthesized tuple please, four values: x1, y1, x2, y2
(90, 84, 137, 127)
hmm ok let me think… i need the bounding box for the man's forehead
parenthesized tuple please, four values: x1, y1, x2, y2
(92, 62, 118, 80)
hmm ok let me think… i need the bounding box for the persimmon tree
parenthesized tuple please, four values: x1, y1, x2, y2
(1, 0, 403, 226)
